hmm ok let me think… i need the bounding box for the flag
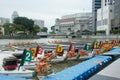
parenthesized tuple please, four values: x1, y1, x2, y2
(35, 45, 43, 57)
(56, 45, 63, 53)
(84, 44, 90, 50)
(18, 49, 32, 70)
(93, 40, 99, 49)
(29, 47, 36, 59)
(68, 44, 75, 52)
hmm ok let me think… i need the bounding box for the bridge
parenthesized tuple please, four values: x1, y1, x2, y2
(38, 34, 76, 38)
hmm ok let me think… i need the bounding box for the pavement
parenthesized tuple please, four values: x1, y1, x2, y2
(89, 58, 120, 80)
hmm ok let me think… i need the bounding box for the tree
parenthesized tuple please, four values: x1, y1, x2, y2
(33, 25, 41, 35)
(50, 26, 56, 34)
(13, 17, 34, 34)
(93, 30, 105, 35)
(111, 29, 120, 34)
(3, 23, 10, 35)
(68, 28, 71, 32)
(51, 26, 55, 33)
(41, 27, 48, 32)
(82, 29, 90, 35)
(3, 23, 16, 36)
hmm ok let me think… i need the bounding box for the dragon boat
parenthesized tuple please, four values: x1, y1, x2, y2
(0, 49, 33, 78)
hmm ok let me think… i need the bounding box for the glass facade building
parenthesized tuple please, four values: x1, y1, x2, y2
(111, 0, 120, 30)
(92, 0, 101, 32)
(114, 0, 120, 19)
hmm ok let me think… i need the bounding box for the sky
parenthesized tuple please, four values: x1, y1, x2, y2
(0, 0, 92, 31)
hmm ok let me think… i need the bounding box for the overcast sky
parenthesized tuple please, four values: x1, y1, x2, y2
(0, 0, 92, 31)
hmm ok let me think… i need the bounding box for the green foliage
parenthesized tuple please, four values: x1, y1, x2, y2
(13, 17, 34, 34)
(51, 26, 55, 31)
(111, 29, 120, 34)
(49, 31, 55, 34)
(41, 27, 48, 32)
(83, 29, 89, 32)
(3, 23, 16, 36)
(3, 23, 10, 35)
(3, 17, 47, 37)
(96, 30, 105, 33)
(68, 28, 71, 31)
(33, 25, 41, 35)
(92, 30, 105, 35)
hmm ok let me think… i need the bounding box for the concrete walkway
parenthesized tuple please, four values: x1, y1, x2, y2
(89, 58, 120, 80)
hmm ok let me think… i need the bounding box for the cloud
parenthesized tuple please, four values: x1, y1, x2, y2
(0, 0, 92, 29)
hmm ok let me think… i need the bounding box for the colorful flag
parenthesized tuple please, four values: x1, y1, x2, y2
(29, 47, 36, 59)
(35, 45, 43, 57)
(18, 49, 32, 70)
(68, 44, 75, 52)
(56, 45, 63, 53)
(84, 44, 90, 50)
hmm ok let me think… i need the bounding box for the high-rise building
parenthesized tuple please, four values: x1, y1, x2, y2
(11, 11, 19, 22)
(92, 0, 101, 32)
(34, 19, 44, 28)
(0, 17, 10, 24)
(114, 0, 120, 19)
(97, 0, 114, 35)
(111, 0, 120, 31)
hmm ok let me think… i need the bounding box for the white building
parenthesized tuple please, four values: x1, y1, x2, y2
(0, 25, 4, 35)
(0, 17, 10, 24)
(54, 13, 92, 35)
(97, 0, 114, 35)
(34, 19, 44, 28)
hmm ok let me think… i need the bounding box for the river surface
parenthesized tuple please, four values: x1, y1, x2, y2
(0, 38, 69, 45)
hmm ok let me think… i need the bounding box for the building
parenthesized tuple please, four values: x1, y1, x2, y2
(54, 13, 92, 35)
(97, 0, 114, 35)
(11, 11, 19, 22)
(111, 0, 120, 31)
(114, 0, 120, 19)
(0, 17, 10, 25)
(0, 25, 4, 35)
(34, 19, 44, 28)
(92, 0, 101, 32)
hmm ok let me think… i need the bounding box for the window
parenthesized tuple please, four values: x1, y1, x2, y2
(105, 0, 107, 6)
(103, 19, 108, 25)
(110, 9, 112, 12)
(97, 21, 101, 26)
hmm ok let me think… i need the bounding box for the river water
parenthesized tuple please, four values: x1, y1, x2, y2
(0, 38, 69, 45)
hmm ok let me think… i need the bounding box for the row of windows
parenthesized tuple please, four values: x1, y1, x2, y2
(111, 18, 120, 27)
(92, 0, 101, 11)
(97, 19, 108, 26)
(111, 23, 120, 27)
(105, 0, 114, 6)
(114, 1, 120, 19)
